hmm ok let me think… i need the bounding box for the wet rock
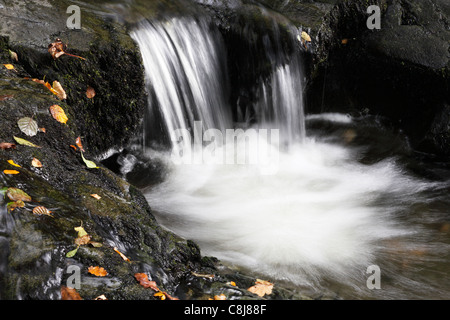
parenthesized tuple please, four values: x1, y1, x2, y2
(306, 0, 450, 157)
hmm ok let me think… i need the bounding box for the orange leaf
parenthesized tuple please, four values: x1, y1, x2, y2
(3, 64, 14, 70)
(49, 105, 68, 124)
(86, 86, 96, 99)
(75, 136, 85, 152)
(90, 194, 101, 200)
(88, 266, 108, 277)
(61, 286, 82, 300)
(114, 247, 130, 262)
(3, 170, 19, 175)
(134, 273, 159, 291)
(70, 145, 77, 151)
(7, 159, 21, 167)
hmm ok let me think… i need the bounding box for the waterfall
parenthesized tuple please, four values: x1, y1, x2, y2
(130, 12, 449, 299)
(131, 17, 232, 150)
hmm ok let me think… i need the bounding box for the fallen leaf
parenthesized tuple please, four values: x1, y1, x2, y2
(0, 142, 16, 150)
(154, 291, 166, 300)
(7, 159, 21, 167)
(301, 31, 311, 43)
(31, 157, 43, 168)
(90, 193, 101, 200)
(75, 234, 91, 245)
(88, 266, 108, 277)
(94, 295, 107, 300)
(66, 246, 79, 258)
(89, 241, 103, 248)
(74, 225, 88, 237)
(6, 187, 31, 202)
(0, 94, 14, 101)
(114, 247, 130, 262)
(3, 170, 19, 175)
(341, 38, 349, 45)
(75, 136, 85, 152)
(49, 105, 68, 124)
(9, 50, 18, 62)
(134, 273, 159, 291)
(70, 145, 77, 151)
(86, 86, 96, 99)
(81, 152, 98, 169)
(7, 200, 25, 212)
(228, 281, 237, 287)
(13, 136, 41, 148)
(48, 38, 86, 61)
(17, 117, 39, 137)
(3, 64, 14, 70)
(52, 81, 67, 100)
(61, 286, 82, 300)
(38, 127, 46, 133)
(32, 205, 54, 217)
(191, 271, 215, 279)
(247, 279, 274, 297)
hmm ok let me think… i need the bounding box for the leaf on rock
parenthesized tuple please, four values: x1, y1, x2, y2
(32, 205, 54, 217)
(7, 159, 21, 167)
(9, 50, 18, 62)
(66, 246, 79, 258)
(86, 86, 96, 99)
(17, 117, 39, 136)
(134, 273, 159, 291)
(90, 193, 101, 200)
(6, 187, 31, 202)
(0, 142, 16, 150)
(74, 225, 88, 237)
(209, 294, 227, 300)
(61, 286, 82, 300)
(114, 247, 130, 262)
(154, 291, 166, 300)
(13, 136, 41, 148)
(88, 266, 108, 277)
(3, 64, 14, 70)
(48, 39, 66, 60)
(52, 81, 67, 100)
(3, 170, 19, 175)
(81, 152, 98, 169)
(75, 136, 85, 152)
(247, 279, 274, 297)
(75, 234, 91, 245)
(94, 294, 107, 300)
(7, 200, 25, 212)
(0, 94, 14, 101)
(31, 158, 43, 168)
(49, 105, 68, 124)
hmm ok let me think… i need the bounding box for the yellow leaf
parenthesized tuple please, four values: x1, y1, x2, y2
(90, 193, 101, 200)
(3, 170, 19, 175)
(154, 292, 166, 300)
(74, 225, 88, 237)
(52, 81, 67, 100)
(301, 31, 311, 42)
(7, 159, 21, 167)
(3, 64, 14, 70)
(49, 105, 68, 124)
(247, 279, 274, 297)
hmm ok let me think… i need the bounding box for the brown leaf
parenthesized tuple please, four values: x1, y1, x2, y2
(6, 187, 31, 202)
(86, 86, 96, 99)
(75, 234, 91, 245)
(75, 136, 85, 152)
(88, 266, 108, 277)
(134, 273, 159, 291)
(32, 206, 54, 217)
(48, 39, 66, 60)
(49, 105, 68, 124)
(61, 286, 82, 300)
(0, 94, 14, 101)
(0, 142, 16, 150)
(247, 279, 274, 297)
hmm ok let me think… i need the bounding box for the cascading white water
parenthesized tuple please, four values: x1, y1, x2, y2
(132, 16, 450, 299)
(130, 17, 231, 151)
